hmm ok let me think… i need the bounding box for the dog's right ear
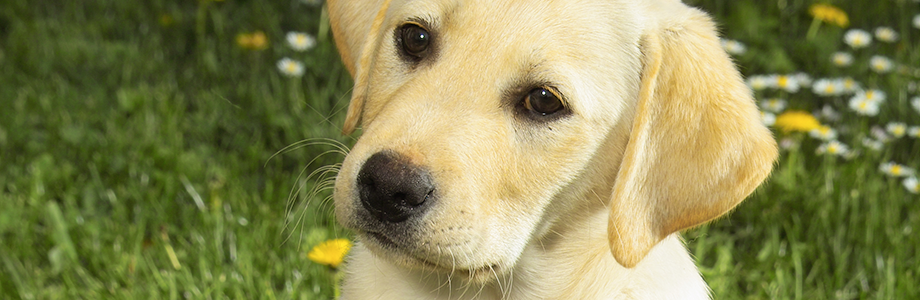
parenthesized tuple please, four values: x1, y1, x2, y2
(327, 0, 394, 134)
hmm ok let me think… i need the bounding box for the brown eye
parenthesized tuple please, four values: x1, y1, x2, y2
(397, 24, 431, 60)
(524, 88, 564, 116)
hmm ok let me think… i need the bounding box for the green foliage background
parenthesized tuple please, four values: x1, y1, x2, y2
(0, 0, 917, 299)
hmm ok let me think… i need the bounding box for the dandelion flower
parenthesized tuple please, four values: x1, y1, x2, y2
(848, 97, 880, 116)
(236, 31, 269, 51)
(911, 96, 920, 114)
(816, 140, 849, 156)
(907, 126, 920, 138)
(307, 239, 352, 268)
(905, 177, 919, 194)
(874, 27, 899, 43)
(809, 126, 838, 141)
(277, 58, 305, 77)
(286, 32, 316, 52)
(886, 122, 908, 138)
(761, 111, 776, 126)
(809, 4, 849, 27)
(761, 98, 787, 113)
(880, 162, 916, 178)
(869, 55, 894, 73)
(720, 39, 746, 55)
(844, 29, 872, 49)
(831, 52, 853, 67)
(775, 111, 821, 132)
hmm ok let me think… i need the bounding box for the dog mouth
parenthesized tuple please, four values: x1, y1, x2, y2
(362, 231, 502, 279)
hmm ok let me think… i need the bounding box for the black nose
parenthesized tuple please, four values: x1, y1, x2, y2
(357, 151, 435, 223)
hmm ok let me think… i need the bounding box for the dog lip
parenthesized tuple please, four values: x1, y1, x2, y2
(361, 231, 500, 277)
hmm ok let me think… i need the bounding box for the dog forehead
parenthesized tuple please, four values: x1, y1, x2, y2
(388, 0, 643, 119)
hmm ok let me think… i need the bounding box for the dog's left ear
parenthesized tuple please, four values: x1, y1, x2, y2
(327, 0, 394, 134)
(607, 7, 778, 268)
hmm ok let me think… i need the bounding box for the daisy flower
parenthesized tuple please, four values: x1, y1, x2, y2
(779, 138, 799, 150)
(914, 14, 920, 29)
(761, 98, 787, 113)
(886, 122, 908, 138)
(831, 52, 853, 67)
(792, 73, 813, 87)
(911, 96, 920, 114)
(774, 111, 821, 132)
(277, 58, 305, 77)
(857, 89, 886, 104)
(862, 138, 884, 151)
(880, 162, 916, 178)
(869, 55, 894, 73)
(720, 39, 746, 55)
(904, 177, 919, 194)
(812, 78, 844, 96)
(809, 125, 838, 141)
(841, 77, 861, 94)
(816, 140, 849, 157)
(307, 239, 352, 268)
(848, 96, 880, 116)
(907, 126, 920, 138)
(772, 74, 800, 93)
(817, 105, 841, 121)
(844, 29, 872, 49)
(874, 27, 899, 43)
(746, 75, 773, 91)
(286, 32, 317, 51)
(761, 111, 776, 126)
(871, 126, 892, 142)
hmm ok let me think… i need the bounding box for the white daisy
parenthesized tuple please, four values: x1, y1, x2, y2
(869, 55, 894, 73)
(816, 140, 849, 156)
(817, 105, 841, 121)
(857, 89, 886, 104)
(844, 29, 872, 49)
(911, 96, 920, 114)
(761, 98, 787, 113)
(812, 78, 844, 96)
(874, 27, 899, 43)
(772, 74, 800, 93)
(761, 111, 776, 126)
(792, 73, 813, 87)
(720, 39, 746, 55)
(840, 77, 861, 93)
(848, 96, 880, 116)
(905, 177, 920, 194)
(862, 138, 884, 151)
(747, 75, 773, 91)
(886, 122, 908, 138)
(832, 52, 854, 67)
(809, 126, 838, 141)
(277, 58, 305, 77)
(914, 14, 920, 29)
(286, 32, 317, 52)
(880, 162, 916, 177)
(907, 126, 920, 138)
(871, 126, 891, 142)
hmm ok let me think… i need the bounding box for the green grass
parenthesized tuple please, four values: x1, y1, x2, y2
(1, 0, 918, 299)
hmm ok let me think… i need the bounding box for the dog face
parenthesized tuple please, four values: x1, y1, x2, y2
(329, 0, 777, 282)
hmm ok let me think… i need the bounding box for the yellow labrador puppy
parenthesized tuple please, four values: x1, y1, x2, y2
(327, 0, 777, 298)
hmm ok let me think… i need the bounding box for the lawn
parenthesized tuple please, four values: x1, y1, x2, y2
(1, 0, 918, 299)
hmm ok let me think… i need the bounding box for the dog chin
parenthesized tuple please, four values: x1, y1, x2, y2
(359, 231, 507, 284)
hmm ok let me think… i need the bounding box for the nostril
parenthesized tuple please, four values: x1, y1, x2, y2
(356, 151, 435, 223)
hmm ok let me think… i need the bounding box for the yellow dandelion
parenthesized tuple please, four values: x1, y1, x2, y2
(307, 239, 352, 268)
(236, 31, 269, 51)
(774, 111, 821, 132)
(809, 4, 849, 27)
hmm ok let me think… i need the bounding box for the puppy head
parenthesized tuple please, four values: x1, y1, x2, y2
(328, 0, 777, 280)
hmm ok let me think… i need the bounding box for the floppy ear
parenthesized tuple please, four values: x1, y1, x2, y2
(607, 9, 778, 268)
(326, 0, 394, 134)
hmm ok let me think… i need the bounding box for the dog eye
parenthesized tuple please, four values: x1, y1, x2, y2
(397, 23, 431, 60)
(524, 88, 565, 116)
